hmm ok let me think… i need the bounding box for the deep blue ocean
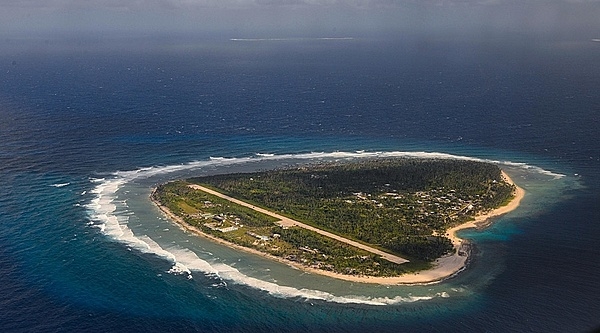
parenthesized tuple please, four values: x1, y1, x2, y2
(0, 36, 599, 332)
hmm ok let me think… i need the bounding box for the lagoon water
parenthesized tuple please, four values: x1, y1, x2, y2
(0, 37, 599, 332)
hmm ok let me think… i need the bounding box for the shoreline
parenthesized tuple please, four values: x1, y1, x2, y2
(151, 170, 525, 285)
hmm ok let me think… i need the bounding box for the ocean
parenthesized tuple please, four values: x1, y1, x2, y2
(0, 36, 598, 332)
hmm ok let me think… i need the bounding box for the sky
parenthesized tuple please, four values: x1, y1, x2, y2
(0, 0, 599, 39)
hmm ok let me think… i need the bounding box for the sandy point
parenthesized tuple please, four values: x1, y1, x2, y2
(348, 170, 525, 285)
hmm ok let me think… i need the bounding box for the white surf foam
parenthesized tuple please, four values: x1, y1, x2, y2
(214, 264, 435, 305)
(86, 150, 564, 305)
(162, 243, 434, 305)
(239, 150, 565, 179)
(230, 37, 354, 42)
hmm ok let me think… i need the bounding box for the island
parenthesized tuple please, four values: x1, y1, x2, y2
(151, 158, 524, 284)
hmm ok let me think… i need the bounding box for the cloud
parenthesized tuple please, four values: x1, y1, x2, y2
(2, 0, 600, 11)
(1, 0, 598, 37)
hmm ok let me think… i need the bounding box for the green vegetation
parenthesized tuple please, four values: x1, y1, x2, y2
(153, 158, 515, 277)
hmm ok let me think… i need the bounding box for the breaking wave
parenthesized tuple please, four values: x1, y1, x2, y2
(50, 182, 71, 187)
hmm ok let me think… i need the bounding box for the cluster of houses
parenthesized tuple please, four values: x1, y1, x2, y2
(343, 188, 483, 224)
(194, 211, 276, 242)
(194, 212, 242, 233)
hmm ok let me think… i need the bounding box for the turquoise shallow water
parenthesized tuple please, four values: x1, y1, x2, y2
(0, 37, 598, 332)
